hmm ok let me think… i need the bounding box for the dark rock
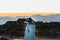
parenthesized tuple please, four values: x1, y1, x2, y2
(0, 37, 9, 40)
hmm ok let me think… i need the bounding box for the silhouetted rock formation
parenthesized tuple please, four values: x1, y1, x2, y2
(0, 18, 60, 38)
(0, 18, 26, 38)
(0, 37, 9, 40)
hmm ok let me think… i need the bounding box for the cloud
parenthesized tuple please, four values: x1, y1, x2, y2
(0, 0, 60, 12)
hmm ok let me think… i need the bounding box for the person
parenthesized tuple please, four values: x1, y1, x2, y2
(24, 17, 35, 40)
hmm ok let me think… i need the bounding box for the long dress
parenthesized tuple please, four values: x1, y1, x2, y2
(24, 22, 35, 40)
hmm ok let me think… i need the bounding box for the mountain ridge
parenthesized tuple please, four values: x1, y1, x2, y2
(0, 14, 60, 25)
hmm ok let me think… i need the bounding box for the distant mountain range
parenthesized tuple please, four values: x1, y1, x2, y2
(0, 14, 60, 25)
(0, 16, 28, 25)
(31, 14, 60, 22)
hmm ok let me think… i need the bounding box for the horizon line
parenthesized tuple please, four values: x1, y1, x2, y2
(0, 12, 60, 16)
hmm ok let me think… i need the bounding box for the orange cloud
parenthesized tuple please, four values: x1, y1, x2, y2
(0, 12, 60, 16)
(0, 12, 37, 16)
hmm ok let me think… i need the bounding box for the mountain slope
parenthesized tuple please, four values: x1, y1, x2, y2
(0, 16, 28, 25)
(0, 14, 60, 25)
(31, 14, 60, 22)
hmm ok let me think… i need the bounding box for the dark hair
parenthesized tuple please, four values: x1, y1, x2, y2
(28, 18, 32, 22)
(28, 17, 34, 24)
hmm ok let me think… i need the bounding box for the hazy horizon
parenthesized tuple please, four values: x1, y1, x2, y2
(0, 0, 60, 16)
(0, 12, 60, 16)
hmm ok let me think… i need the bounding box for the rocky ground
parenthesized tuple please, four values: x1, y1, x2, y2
(12, 37, 60, 40)
(12, 38, 60, 40)
(0, 36, 60, 40)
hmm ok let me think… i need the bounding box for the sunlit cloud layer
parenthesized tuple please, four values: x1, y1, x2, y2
(0, 0, 60, 16)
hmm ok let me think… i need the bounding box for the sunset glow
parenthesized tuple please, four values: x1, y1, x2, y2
(0, 12, 60, 16)
(0, 0, 60, 16)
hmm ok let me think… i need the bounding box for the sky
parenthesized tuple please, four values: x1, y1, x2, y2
(0, 0, 60, 16)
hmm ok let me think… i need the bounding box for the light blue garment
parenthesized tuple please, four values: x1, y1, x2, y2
(24, 22, 35, 40)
